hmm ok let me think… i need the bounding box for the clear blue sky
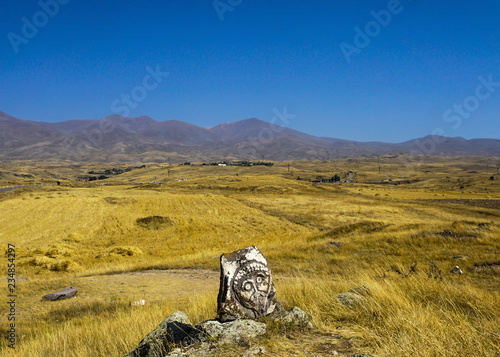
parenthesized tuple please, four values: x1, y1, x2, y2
(1, 0, 499, 142)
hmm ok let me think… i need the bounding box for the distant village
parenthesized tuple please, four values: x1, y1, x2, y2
(78, 165, 146, 182)
(195, 161, 274, 167)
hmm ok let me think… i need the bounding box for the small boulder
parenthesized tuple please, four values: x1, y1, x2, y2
(216, 319, 267, 345)
(196, 319, 267, 345)
(336, 292, 365, 307)
(451, 266, 464, 275)
(280, 306, 313, 328)
(124, 311, 202, 357)
(42, 287, 78, 301)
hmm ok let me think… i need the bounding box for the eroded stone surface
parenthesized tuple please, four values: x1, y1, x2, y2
(42, 286, 78, 301)
(217, 246, 278, 321)
(280, 306, 313, 328)
(124, 311, 202, 357)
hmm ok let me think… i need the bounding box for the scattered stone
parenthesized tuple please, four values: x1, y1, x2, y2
(42, 286, 78, 301)
(451, 266, 464, 275)
(280, 306, 313, 328)
(348, 354, 373, 357)
(336, 292, 365, 307)
(336, 285, 369, 307)
(336, 326, 345, 330)
(131, 299, 146, 306)
(329, 241, 341, 247)
(217, 246, 278, 322)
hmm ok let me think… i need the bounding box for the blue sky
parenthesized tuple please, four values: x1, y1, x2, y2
(1, 0, 499, 142)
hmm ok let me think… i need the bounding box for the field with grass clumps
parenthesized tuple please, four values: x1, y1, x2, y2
(0, 156, 499, 356)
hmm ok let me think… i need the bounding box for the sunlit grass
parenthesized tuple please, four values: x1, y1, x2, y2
(0, 157, 499, 356)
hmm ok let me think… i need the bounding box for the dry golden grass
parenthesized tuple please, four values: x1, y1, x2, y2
(0, 156, 499, 356)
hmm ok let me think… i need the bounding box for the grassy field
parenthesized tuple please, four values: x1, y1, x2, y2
(0, 156, 499, 356)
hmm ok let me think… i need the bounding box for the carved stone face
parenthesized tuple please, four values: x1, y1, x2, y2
(217, 246, 278, 321)
(232, 262, 271, 315)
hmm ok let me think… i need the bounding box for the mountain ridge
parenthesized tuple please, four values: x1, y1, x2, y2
(0, 111, 499, 162)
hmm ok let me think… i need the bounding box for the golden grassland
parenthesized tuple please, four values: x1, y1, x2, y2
(0, 156, 499, 356)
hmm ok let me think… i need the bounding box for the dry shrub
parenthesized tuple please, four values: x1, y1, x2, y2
(23, 256, 53, 268)
(45, 244, 75, 258)
(110, 246, 143, 256)
(49, 260, 80, 272)
(21, 256, 80, 272)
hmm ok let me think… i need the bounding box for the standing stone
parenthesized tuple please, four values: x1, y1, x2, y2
(217, 246, 278, 322)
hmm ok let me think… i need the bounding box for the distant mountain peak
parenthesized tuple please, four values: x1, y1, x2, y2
(0, 110, 499, 162)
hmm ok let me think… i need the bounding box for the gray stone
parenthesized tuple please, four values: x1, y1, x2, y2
(124, 311, 203, 357)
(165, 311, 193, 326)
(195, 320, 224, 340)
(336, 292, 365, 307)
(195, 319, 267, 346)
(280, 306, 313, 328)
(42, 286, 78, 301)
(451, 265, 463, 275)
(217, 319, 267, 344)
(217, 246, 278, 322)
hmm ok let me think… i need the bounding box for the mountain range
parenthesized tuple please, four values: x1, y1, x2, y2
(1, 111, 499, 162)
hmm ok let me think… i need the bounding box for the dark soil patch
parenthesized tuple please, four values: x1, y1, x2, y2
(136, 216, 173, 230)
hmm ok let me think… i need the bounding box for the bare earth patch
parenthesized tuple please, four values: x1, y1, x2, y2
(78, 269, 219, 304)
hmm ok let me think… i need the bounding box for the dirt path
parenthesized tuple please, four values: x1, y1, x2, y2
(77, 269, 220, 304)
